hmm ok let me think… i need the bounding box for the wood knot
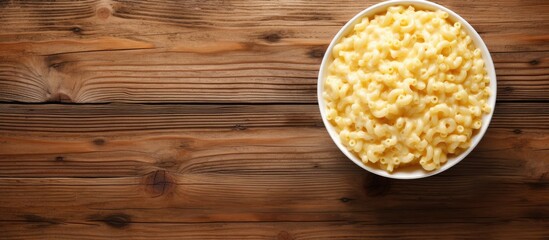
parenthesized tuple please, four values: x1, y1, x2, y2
(503, 86, 513, 93)
(232, 124, 247, 131)
(71, 27, 83, 35)
(54, 156, 65, 162)
(46, 55, 66, 71)
(263, 33, 281, 43)
(144, 170, 175, 197)
(96, 7, 111, 19)
(22, 214, 61, 228)
(277, 231, 294, 240)
(96, 214, 131, 229)
(49, 92, 73, 103)
(363, 174, 391, 197)
(340, 197, 353, 203)
(49, 62, 62, 69)
(529, 59, 540, 65)
(307, 47, 326, 59)
(92, 138, 106, 146)
(513, 129, 522, 134)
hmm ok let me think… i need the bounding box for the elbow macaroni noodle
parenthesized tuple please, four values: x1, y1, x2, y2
(323, 6, 491, 172)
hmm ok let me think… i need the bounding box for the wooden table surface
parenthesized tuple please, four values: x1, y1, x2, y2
(0, 0, 548, 239)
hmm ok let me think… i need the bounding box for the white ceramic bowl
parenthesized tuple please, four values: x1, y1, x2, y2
(317, 0, 497, 179)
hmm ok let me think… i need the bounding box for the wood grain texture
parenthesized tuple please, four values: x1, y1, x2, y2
(0, 104, 547, 239)
(2, 222, 546, 240)
(0, 103, 546, 177)
(0, 102, 547, 134)
(0, 0, 548, 239)
(0, 0, 548, 103)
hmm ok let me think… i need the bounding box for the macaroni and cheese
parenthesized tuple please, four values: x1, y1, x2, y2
(323, 6, 491, 172)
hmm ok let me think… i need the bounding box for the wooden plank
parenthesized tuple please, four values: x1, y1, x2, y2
(0, 103, 546, 177)
(0, 0, 547, 103)
(0, 143, 547, 220)
(0, 0, 548, 238)
(0, 221, 547, 240)
(0, 50, 546, 103)
(2, 126, 544, 232)
(0, 102, 546, 133)
(0, 0, 547, 45)
(0, 104, 547, 229)
(0, 104, 322, 133)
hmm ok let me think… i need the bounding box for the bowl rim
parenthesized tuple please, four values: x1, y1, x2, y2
(317, 0, 497, 179)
